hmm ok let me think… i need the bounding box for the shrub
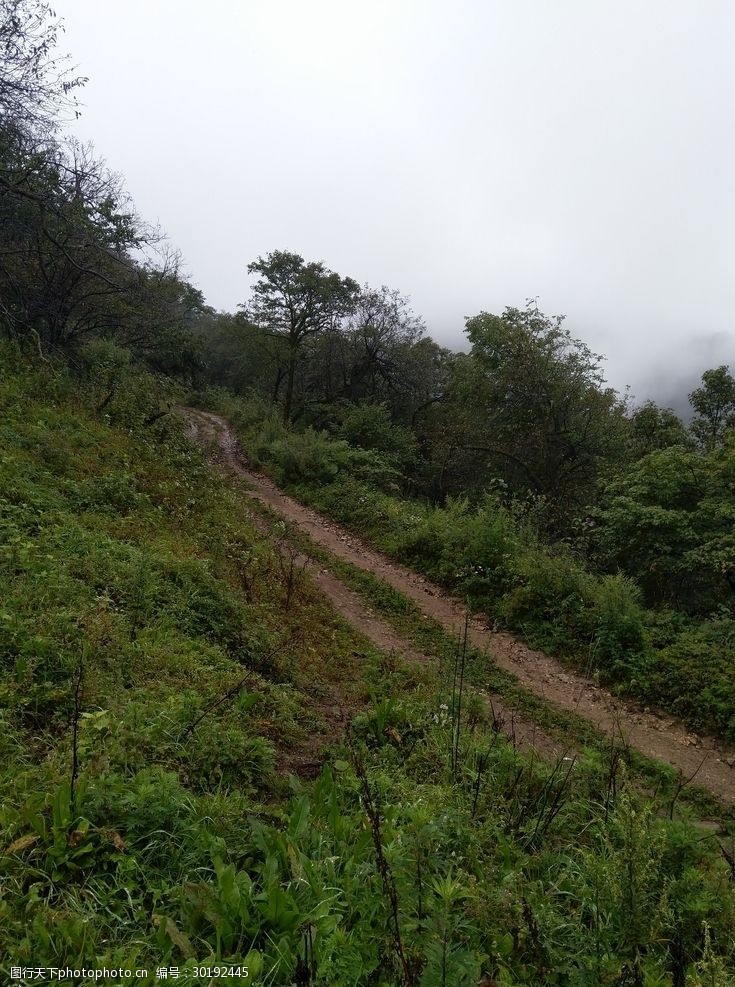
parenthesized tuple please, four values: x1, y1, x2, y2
(589, 574, 650, 682)
(306, 476, 404, 537)
(498, 549, 596, 653)
(338, 402, 418, 467)
(392, 496, 519, 604)
(83, 766, 195, 844)
(645, 621, 735, 739)
(76, 471, 143, 513)
(182, 725, 275, 793)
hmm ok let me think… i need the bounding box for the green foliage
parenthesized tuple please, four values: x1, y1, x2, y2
(689, 365, 735, 451)
(393, 495, 521, 601)
(449, 302, 629, 525)
(643, 620, 735, 737)
(593, 444, 735, 614)
(242, 250, 360, 421)
(144, 717, 735, 984)
(243, 413, 406, 493)
(629, 400, 692, 458)
(590, 573, 650, 680)
(338, 402, 418, 469)
(499, 548, 596, 652)
(1, 1, 206, 372)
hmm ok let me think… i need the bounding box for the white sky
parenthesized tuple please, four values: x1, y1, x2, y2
(56, 0, 735, 405)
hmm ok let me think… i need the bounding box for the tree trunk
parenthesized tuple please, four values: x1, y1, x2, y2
(283, 346, 297, 422)
(271, 365, 286, 405)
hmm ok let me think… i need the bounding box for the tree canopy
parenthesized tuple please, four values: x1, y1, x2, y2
(242, 250, 360, 420)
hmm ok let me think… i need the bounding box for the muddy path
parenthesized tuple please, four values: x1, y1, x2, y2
(185, 408, 735, 805)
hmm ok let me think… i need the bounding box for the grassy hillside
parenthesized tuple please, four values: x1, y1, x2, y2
(2, 351, 735, 985)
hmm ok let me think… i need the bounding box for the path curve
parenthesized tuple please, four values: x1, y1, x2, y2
(186, 409, 735, 805)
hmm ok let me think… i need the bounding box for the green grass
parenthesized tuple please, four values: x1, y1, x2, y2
(2, 353, 735, 985)
(0, 349, 385, 979)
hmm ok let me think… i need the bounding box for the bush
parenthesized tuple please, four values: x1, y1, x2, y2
(182, 724, 275, 793)
(76, 471, 143, 513)
(247, 418, 405, 493)
(590, 574, 650, 682)
(498, 549, 596, 653)
(83, 767, 195, 844)
(392, 496, 520, 603)
(284, 475, 400, 545)
(645, 621, 735, 739)
(338, 402, 418, 467)
(76, 338, 177, 427)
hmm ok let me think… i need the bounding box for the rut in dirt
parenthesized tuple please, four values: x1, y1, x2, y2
(185, 408, 735, 806)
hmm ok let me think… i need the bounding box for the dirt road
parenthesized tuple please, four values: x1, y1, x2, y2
(185, 408, 735, 805)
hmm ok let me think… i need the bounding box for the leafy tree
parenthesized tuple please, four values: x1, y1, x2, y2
(1, 121, 202, 370)
(297, 287, 449, 438)
(1, 137, 149, 348)
(689, 365, 735, 451)
(440, 302, 627, 525)
(337, 402, 418, 481)
(593, 443, 735, 612)
(241, 250, 359, 421)
(125, 268, 208, 379)
(196, 312, 282, 398)
(628, 400, 691, 458)
(400, 337, 453, 427)
(0, 3, 204, 372)
(339, 286, 425, 402)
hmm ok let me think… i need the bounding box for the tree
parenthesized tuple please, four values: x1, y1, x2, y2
(0, 3, 205, 371)
(122, 265, 208, 380)
(689, 365, 735, 451)
(241, 250, 359, 421)
(593, 444, 735, 613)
(442, 301, 628, 526)
(339, 286, 425, 403)
(1, 137, 135, 346)
(296, 286, 447, 432)
(0, 0, 86, 134)
(0, 136, 172, 349)
(628, 400, 691, 458)
(195, 311, 289, 401)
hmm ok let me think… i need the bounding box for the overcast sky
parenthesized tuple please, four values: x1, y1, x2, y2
(57, 0, 734, 406)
